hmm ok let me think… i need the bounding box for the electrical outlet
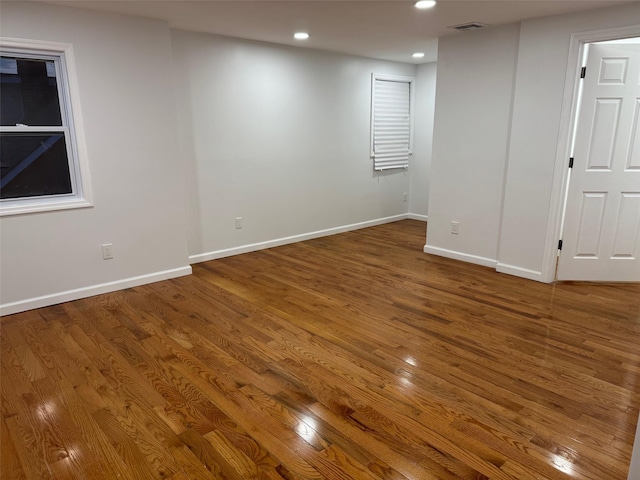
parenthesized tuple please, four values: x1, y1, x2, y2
(235, 217, 243, 229)
(102, 243, 114, 260)
(451, 221, 460, 234)
(403, 192, 408, 202)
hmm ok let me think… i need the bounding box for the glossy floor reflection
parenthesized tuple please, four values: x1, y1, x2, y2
(2, 220, 639, 479)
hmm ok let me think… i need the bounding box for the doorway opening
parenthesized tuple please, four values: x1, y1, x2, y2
(550, 30, 640, 282)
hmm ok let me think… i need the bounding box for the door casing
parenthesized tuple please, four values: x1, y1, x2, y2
(542, 24, 640, 283)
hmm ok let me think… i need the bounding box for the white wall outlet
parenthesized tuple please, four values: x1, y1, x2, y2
(451, 221, 460, 234)
(235, 217, 243, 229)
(403, 192, 408, 202)
(102, 243, 114, 259)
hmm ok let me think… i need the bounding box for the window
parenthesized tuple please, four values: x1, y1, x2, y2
(0, 39, 91, 215)
(370, 74, 415, 171)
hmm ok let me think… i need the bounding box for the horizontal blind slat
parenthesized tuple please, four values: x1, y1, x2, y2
(373, 77, 410, 170)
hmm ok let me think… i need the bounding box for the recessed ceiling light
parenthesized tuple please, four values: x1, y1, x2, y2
(294, 32, 310, 40)
(415, 1, 437, 9)
(412, 52, 425, 58)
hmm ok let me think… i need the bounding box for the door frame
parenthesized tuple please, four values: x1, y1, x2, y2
(542, 24, 640, 283)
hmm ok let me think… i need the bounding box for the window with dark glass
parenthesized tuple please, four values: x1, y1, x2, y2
(0, 54, 75, 200)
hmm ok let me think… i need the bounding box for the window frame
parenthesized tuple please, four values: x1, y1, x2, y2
(0, 37, 92, 216)
(370, 73, 415, 171)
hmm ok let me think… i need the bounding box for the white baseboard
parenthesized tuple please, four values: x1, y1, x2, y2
(496, 263, 546, 283)
(407, 213, 428, 222)
(422, 246, 548, 282)
(2, 214, 419, 317)
(0, 266, 192, 317)
(190, 214, 409, 264)
(629, 416, 640, 480)
(423, 244, 497, 268)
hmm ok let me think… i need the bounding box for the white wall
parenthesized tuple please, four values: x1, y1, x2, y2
(172, 30, 420, 261)
(426, 3, 640, 279)
(630, 414, 640, 479)
(425, 23, 520, 266)
(0, 3, 435, 315)
(410, 62, 436, 218)
(0, 3, 191, 315)
(498, 3, 640, 281)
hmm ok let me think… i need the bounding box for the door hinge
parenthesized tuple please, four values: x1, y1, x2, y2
(580, 66, 586, 78)
(569, 157, 574, 168)
(558, 239, 563, 250)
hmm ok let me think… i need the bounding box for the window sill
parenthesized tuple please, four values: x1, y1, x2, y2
(0, 197, 93, 217)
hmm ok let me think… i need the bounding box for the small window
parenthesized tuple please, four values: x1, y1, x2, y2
(370, 73, 415, 171)
(0, 39, 91, 215)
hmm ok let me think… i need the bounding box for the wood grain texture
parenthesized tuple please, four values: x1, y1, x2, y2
(2, 220, 639, 479)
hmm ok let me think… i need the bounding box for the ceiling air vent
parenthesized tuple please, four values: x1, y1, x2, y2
(448, 22, 488, 32)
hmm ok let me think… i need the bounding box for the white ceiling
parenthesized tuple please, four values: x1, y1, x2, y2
(44, 0, 634, 63)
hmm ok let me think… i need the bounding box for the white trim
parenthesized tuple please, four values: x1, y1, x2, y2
(407, 213, 428, 222)
(0, 126, 66, 133)
(190, 214, 409, 264)
(0, 266, 192, 317)
(423, 245, 497, 268)
(543, 24, 640, 283)
(496, 263, 545, 282)
(0, 37, 93, 216)
(59, 40, 93, 206)
(0, 197, 92, 216)
(629, 414, 640, 480)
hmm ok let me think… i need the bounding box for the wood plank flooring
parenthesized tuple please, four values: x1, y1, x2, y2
(2, 220, 639, 479)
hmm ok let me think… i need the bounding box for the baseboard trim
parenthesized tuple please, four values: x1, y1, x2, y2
(496, 263, 546, 282)
(407, 213, 428, 222)
(2, 215, 419, 316)
(423, 245, 497, 268)
(629, 415, 640, 480)
(190, 214, 409, 264)
(0, 266, 192, 317)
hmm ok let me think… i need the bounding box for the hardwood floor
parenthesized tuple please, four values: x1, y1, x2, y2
(2, 220, 639, 480)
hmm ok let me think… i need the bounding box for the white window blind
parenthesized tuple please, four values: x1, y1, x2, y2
(371, 74, 414, 171)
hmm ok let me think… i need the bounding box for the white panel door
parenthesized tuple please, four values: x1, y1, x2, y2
(557, 43, 640, 281)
